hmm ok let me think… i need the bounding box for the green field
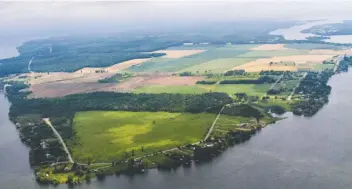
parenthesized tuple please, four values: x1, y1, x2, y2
(133, 83, 271, 97)
(312, 63, 335, 71)
(126, 43, 332, 74)
(212, 84, 271, 97)
(127, 44, 256, 73)
(133, 85, 208, 94)
(69, 111, 222, 162)
(284, 43, 346, 50)
(236, 49, 308, 58)
(179, 57, 256, 73)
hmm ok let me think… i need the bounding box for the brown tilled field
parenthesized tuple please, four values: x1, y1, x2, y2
(75, 58, 151, 73)
(25, 72, 203, 98)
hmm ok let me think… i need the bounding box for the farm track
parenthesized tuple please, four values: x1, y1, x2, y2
(204, 106, 225, 141)
(43, 118, 74, 163)
(287, 72, 308, 101)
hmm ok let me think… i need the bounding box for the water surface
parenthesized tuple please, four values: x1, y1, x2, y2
(270, 20, 352, 44)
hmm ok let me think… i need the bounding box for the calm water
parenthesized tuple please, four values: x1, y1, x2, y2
(270, 20, 352, 44)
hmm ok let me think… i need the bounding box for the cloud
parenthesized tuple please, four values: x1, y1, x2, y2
(0, 1, 351, 35)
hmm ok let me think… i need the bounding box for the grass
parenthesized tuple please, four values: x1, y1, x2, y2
(68, 111, 220, 163)
(36, 164, 84, 184)
(212, 84, 271, 97)
(179, 58, 256, 73)
(311, 63, 335, 71)
(256, 99, 292, 111)
(133, 85, 207, 94)
(236, 49, 308, 58)
(127, 44, 255, 73)
(132, 83, 271, 97)
(284, 43, 345, 50)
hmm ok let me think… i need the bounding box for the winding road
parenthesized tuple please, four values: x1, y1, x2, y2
(43, 118, 74, 163)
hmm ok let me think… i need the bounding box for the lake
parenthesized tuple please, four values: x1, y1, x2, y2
(270, 19, 352, 44)
(0, 38, 351, 189)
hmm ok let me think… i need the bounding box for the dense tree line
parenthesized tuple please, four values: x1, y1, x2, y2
(336, 56, 352, 73)
(219, 75, 276, 84)
(221, 104, 264, 119)
(259, 70, 287, 75)
(196, 80, 217, 84)
(9, 92, 233, 118)
(223, 69, 246, 76)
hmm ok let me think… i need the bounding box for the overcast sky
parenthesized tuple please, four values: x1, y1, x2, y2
(0, 0, 351, 37)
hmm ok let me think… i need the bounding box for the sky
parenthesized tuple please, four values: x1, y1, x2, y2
(0, 0, 351, 38)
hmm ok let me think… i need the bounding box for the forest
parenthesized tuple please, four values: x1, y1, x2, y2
(292, 70, 334, 116)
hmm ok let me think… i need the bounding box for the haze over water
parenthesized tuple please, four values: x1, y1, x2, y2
(270, 19, 352, 43)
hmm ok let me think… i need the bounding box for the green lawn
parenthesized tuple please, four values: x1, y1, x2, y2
(68, 111, 220, 162)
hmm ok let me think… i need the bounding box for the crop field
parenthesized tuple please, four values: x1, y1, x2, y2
(212, 84, 271, 97)
(133, 85, 208, 94)
(178, 58, 256, 73)
(14, 42, 349, 99)
(133, 83, 271, 97)
(127, 45, 256, 73)
(69, 111, 221, 162)
(284, 43, 347, 50)
(126, 43, 347, 74)
(312, 64, 335, 71)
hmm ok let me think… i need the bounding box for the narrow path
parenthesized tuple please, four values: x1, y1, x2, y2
(43, 118, 74, 163)
(333, 55, 344, 72)
(262, 73, 284, 99)
(28, 56, 35, 73)
(204, 106, 225, 141)
(287, 72, 307, 101)
(269, 73, 284, 90)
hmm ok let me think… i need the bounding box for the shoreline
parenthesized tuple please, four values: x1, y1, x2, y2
(0, 61, 350, 185)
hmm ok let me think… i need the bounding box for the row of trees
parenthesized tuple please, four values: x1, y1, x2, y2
(9, 91, 233, 118)
(219, 75, 276, 84)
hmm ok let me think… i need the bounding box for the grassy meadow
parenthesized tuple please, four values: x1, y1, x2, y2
(69, 111, 221, 162)
(133, 83, 271, 97)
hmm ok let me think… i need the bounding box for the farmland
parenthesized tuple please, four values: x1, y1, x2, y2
(69, 111, 220, 162)
(3, 40, 352, 185)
